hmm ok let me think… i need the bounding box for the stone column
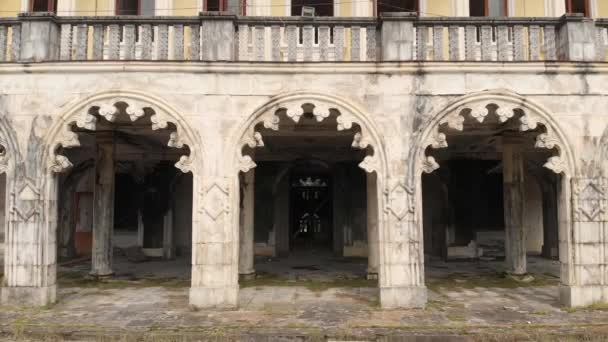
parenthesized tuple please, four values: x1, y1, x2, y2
(190, 173, 238, 308)
(274, 175, 290, 257)
(332, 166, 345, 256)
(239, 170, 255, 279)
(366, 173, 379, 279)
(2, 170, 58, 306)
(163, 209, 174, 259)
(541, 182, 559, 259)
(91, 132, 115, 277)
(503, 139, 526, 275)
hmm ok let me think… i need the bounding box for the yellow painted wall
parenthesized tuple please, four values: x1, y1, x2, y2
(74, 0, 113, 15)
(598, 0, 608, 18)
(340, 0, 352, 16)
(0, 0, 21, 17)
(174, 0, 198, 15)
(426, 0, 452, 16)
(513, 0, 545, 17)
(271, 0, 285, 16)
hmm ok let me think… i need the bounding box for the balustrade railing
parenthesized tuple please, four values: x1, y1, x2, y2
(1, 12, 607, 63)
(414, 17, 560, 61)
(235, 17, 378, 62)
(0, 19, 20, 62)
(58, 17, 202, 61)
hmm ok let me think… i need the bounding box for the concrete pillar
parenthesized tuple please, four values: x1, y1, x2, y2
(332, 167, 345, 256)
(502, 140, 526, 275)
(541, 182, 559, 259)
(274, 175, 290, 257)
(379, 12, 416, 61)
(239, 170, 255, 278)
(17, 12, 61, 62)
(557, 14, 597, 61)
(190, 172, 238, 309)
(91, 132, 115, 277)
(366, 173, 379, 279)
(2, 172, 58, 307)
(163, 209, 174, 259)
(200, 14, 236, 61)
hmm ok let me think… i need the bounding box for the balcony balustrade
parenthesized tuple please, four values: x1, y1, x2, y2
(0, 12, 605, 63)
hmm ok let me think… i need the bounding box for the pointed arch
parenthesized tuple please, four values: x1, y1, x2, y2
(226, 91, 388, 178)
(408, 89, 577, 187)
(41, 89, 204, 175)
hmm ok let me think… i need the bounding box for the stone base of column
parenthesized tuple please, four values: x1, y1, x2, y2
(189, 286, 238, 309)
(238, 272, 256, 281)
(366, 272, 378, 280)
(1, 285, 56, 307)
(89, 270, 114, 278)
(560, 285, 608, 307)
(380, 285, 427, 309)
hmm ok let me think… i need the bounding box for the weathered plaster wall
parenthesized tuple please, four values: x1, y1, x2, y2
(1, 61, 608, 308)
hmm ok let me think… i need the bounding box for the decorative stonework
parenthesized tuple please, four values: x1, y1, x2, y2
(386, 182, 414, 221)
(421, 156, 440, 174)
(419, 96, 572, 177)
(236, 96, 383, 176)
(573, 178, 607, 222)
(543, 156, 567, 174)
(359, 155, 378, 173)
(201, 182, 229, 220)
(50, 94, 197, 175)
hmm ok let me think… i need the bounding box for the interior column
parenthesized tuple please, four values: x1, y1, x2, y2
(239, 170, 255, 278)
(366, 172, 379, 279)
(502, 138, 527, 275)
(91, 132, 115, 277)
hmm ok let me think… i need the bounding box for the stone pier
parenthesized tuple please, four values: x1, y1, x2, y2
(91, 132, 115, 277)
(239, 170, 255, 278)
(503, 139, 526, 275)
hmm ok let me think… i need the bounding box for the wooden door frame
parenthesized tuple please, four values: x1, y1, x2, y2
(483, 0, 508, 16)
(116, 0, 142, 15)
(565, 0, 590, 16)
(203, 0, 228, 11)
(29, 0, 57, 12)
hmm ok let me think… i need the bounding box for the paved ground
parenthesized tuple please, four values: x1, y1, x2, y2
(1, 253, 608, 341)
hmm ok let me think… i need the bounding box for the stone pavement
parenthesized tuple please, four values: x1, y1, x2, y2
(1, 256, 608, 341)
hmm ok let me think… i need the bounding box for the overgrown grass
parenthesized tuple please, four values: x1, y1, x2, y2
(427, 272, 558, 293)
(239, 273, 377, 292)
(58, 272, 190, 289)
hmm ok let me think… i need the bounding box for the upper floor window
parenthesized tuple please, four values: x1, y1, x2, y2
(31, 0, 57, 12)
(469, 0, 507, 17)
(565, 0, 589, 16)
(116, 0, 156, 15)
(291, 0, 333, 16)
(377, 0, 418, 15)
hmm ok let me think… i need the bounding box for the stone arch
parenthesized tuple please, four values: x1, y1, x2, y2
(227, 91, 388, 178)
(226, 91, 389, 292)
(42, 89, 204, 175)
(0, 116, 20, 175)
(409, 90, 578, 305)
(409, 89, 576, 183)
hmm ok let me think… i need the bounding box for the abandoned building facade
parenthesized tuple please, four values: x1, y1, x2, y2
(0, 0, 607, 311)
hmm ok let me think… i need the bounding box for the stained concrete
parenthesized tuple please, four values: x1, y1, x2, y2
(0, 256, 606, 341)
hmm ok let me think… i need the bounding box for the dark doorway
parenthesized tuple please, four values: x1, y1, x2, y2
(291, 0, 333, 16)
(290, 174, 332, 250)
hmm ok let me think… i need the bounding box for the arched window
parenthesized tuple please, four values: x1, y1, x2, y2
(30, 0, 57, 12)
(565, 0, 590, 16)
(469, 0, 507, 17)
(377, 0, 418, 15)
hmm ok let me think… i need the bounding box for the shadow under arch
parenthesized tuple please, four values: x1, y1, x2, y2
(408, 89, 578, 306)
